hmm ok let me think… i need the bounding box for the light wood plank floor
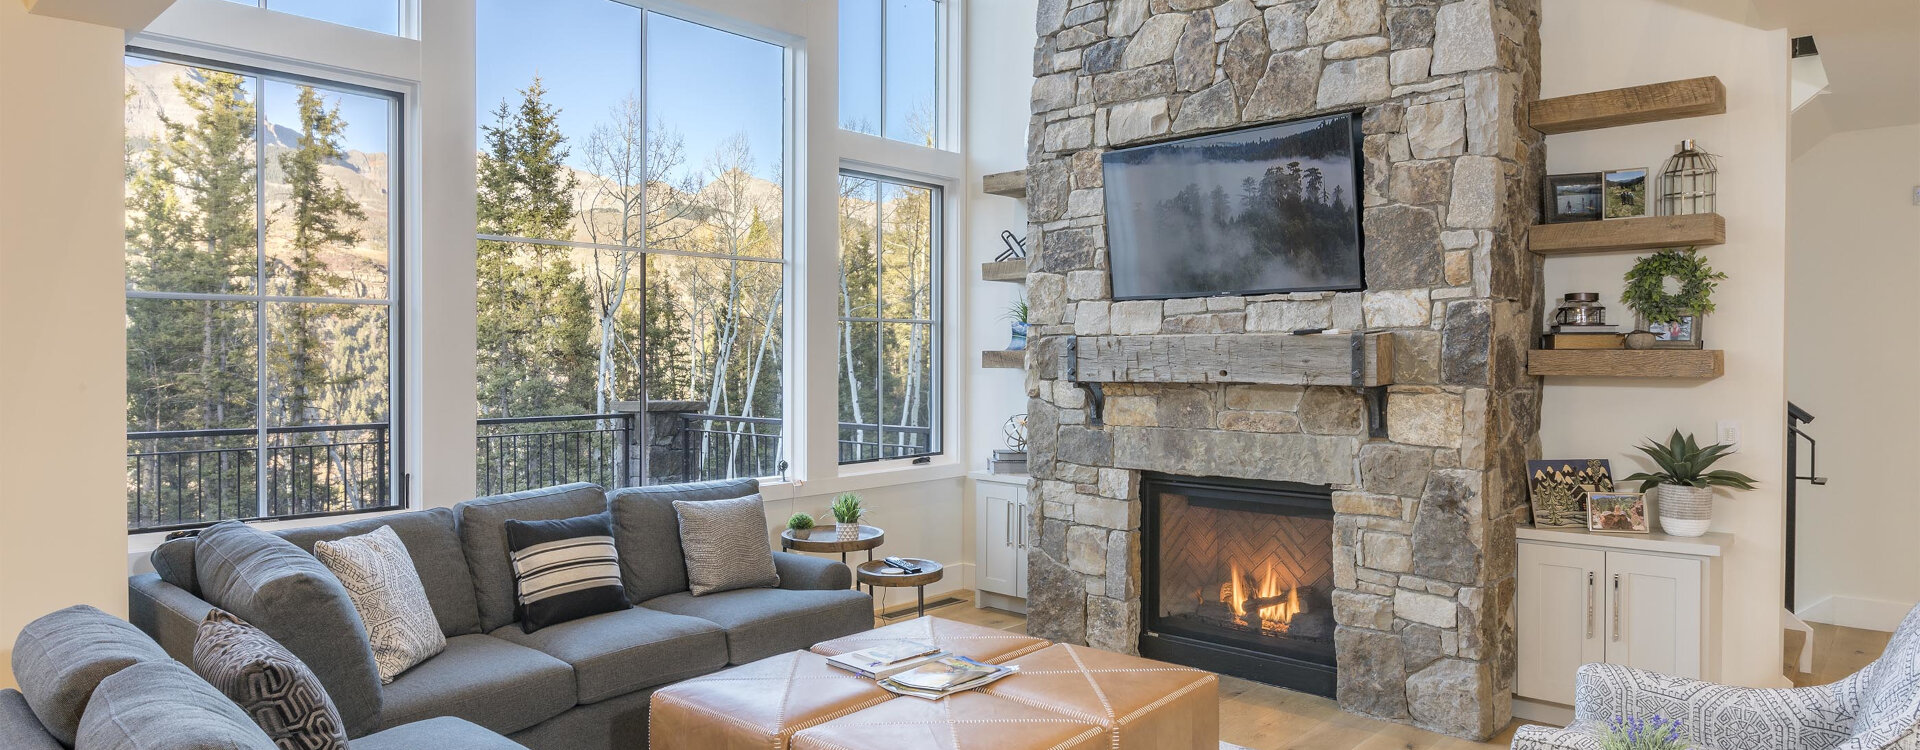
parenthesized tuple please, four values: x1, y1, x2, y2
(897, 593, 1522, 749)
(1785, 621, 1892, 688)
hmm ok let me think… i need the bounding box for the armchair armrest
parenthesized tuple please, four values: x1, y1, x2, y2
(128, 572, 215, 663)
(1, 690, 63, 750)
(1516, 663, 1858, 750)
(773, 551, 852, 590)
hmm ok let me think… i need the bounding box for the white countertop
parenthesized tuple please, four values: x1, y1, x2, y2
(968, 470, 1031, 485)
(1517, 524, 1732, 557)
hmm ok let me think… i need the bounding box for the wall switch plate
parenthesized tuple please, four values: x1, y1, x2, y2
(1716, 419, 1741, 452)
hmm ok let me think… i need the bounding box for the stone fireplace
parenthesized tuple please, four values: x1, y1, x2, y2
(1019, 0, 1544, 740)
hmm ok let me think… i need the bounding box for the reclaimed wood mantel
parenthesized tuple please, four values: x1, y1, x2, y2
(1060, 332, 1394, 387)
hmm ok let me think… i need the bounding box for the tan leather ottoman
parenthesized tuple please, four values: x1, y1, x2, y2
(984, 643, 1219, 750)
(790, 692, 1107, 750)
(810, 616, 1050, 665)
(648, 651, 893, 750)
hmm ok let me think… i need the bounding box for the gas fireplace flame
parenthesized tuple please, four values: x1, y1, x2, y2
(1226, 561, 1300, 626)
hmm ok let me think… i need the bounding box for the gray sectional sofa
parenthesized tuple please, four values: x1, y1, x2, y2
(124, 478, 874, 749)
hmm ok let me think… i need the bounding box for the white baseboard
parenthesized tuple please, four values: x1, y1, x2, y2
(1512, 695, 1572, 728)
(1797, 594, 1913, 632)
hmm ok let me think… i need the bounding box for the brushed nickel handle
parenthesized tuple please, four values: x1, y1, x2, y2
(1612, 574, 1622, 642)
(1586, 572, 1595, 639)
(1005, 503, 1013, 547)
(1018, 504, 1028, 548)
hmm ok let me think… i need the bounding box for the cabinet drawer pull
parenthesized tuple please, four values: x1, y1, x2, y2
(1612, 573, 1622, 642)
(1005, 504, 1014, 548)
(1586, 572, 1595, 639)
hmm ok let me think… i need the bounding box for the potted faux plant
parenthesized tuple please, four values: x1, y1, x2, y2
(1005, 297, 1029, 352)
(1621, 248, 1725, 350)
(829, 493, 866, 541)
(786, 512, 815, 532)
(1622, 430, 1757, 537)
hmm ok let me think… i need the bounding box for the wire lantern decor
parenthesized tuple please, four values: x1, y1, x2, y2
(1658, 139, 1717, 216)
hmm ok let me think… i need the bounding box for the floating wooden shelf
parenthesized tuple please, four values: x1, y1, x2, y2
(1530, 76, 1726, 135)
(1062, 333, 1393, 387)
(982, 259, 1027, 282)
(1530, 213, 1724, 256)
(982, 350, 1025, 369)
(982, 170, 1027, 199)
(1527, 349, 1723, 379)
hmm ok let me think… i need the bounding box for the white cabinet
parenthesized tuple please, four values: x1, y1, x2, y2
(972, 473, 1030, 610)
(1515, 527, 1725, 718)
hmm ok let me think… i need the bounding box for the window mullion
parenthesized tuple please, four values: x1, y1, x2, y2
(254, 74, 271, 521)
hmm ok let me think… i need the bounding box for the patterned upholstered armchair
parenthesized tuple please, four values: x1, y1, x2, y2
(1514, 604, 1920, 750)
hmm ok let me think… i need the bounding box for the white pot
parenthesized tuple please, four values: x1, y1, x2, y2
(836, 522, 861, 541)
(1655, 484, 1713, 537)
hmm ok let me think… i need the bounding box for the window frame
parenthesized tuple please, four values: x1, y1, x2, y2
(216, 0, 417, 39)
(122, 46, 411, 533)
(839, 0, 951, 150)
(835, 168, 945, 466)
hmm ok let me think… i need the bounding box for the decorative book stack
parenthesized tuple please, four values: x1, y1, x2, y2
(1542, 324, 1624, 350)
(989, 450, 1027, 475)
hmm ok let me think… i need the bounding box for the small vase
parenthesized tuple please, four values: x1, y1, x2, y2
(1008, 321, 1029, 351)
(836, 522, 861, 541)
(1656, 484, 1713, 537)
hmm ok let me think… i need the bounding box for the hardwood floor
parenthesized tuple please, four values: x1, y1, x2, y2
(908, 593, 1523, 750)
(1785, 621, 1892, 688)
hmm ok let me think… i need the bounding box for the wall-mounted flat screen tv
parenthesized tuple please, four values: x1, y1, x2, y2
(1102, 113, 1365, 300)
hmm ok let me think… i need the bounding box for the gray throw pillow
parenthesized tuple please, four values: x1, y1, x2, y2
(76, 659, 276, 750)
(672, 495, 780, 596)
(8, 605, 168, 746)
(313, 525, 446, 683)
(192, 609, 348, 749)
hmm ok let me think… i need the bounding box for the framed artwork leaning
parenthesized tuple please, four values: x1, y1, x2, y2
(1527, 459, 1615, 528)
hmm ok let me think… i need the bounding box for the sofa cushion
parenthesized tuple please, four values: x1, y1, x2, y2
(192, 609, 349, 749)
(8, 604, 169, 746)
(674, 495, 780, 596)
(279, 507, 482, 637)
(506, 512, 630, 633)
(151, 536, 198, 594)
(641, 587, 873, 665)
(354, 717, 530, 750)
(194, 521, 383, 737)
(377, 634, 575, 736)
(75, 660, 277, 750)
(314, 525, 448, 682)
(489, 605, 727, 703)
(458, 483, 609, 632)
(608, 478, 758, 602)
(0, 689, 62, 750)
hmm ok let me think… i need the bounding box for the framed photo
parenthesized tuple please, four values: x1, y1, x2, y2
(1603, 167, 1649, 219)
(1587, 492, 1650, 534)
(1646, 315, 1705, 349)
(1544, 173, 1603, 223)
(1527, 459, 1615, 528)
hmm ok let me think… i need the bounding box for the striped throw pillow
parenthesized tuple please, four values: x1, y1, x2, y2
(505, 512, 630, 632)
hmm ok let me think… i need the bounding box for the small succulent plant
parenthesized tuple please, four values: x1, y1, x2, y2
(1622, 430, 1758, 492)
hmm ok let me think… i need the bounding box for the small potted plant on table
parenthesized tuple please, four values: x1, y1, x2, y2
(1622, 430, 1757, 537)
(830, 493, 866, 541)
(786, 512, 815, 533)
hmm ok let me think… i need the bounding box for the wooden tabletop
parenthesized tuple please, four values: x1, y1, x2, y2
(857, 558, 944, 587)
(780, 524, 884, 553)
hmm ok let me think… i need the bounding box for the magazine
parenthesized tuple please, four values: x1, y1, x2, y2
(824, 641, 944, 679)
(877, 655, 1017, 700)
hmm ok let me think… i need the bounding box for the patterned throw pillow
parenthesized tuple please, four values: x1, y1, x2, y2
(505, 512, 631, 632)
(313, 525, 446, 684)
(673, 494, 780, 596)
(192, 609, 349, 750)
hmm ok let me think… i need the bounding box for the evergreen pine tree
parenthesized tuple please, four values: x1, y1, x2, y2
(273, 85, 364, 427)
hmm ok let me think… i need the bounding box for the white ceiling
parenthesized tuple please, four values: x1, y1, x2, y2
(1749, 0, 1920, 156)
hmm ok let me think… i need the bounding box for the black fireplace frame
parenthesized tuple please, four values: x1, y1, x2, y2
(1138, 472, 1338, 698)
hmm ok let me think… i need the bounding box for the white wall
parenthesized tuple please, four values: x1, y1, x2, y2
(0, 0, 132, 687)
(1540, 0, 1791, 688)
(1787, 123, 1920, 632)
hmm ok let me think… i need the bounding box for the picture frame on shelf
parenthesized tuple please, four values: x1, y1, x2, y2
(1602, 167, 1650, 219)
(1527, 458, 1615, 528)
(1587, 492, 1650, 534)
(1543, 172, 1603, 223)
(1643, 314, 1705, 349)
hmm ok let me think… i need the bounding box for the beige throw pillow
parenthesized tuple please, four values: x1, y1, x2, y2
(673, 494, 781, 596)
(314, 525, 446, 683)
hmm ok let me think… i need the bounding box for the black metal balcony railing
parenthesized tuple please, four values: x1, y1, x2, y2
(680, 414, 784, 483)
(475, 413, 634, 496)
(127, 423, 393, 533)
(837, 422, 935, 464)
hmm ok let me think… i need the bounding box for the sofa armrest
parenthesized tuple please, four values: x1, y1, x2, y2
(1568, 663, 1856, 750)
(128, 572, 216, 663)
(0, 690, 64, 750)
(773, 551, 851, 590)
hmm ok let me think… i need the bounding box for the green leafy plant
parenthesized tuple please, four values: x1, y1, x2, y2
(829, 493, 865, 524)
(786, 512, 815, 531)
(1601, 715, 1688, 750)
(1003, 296, 1029, 325)
(1622, 248, 1726, 324)
(1622, 430, 1759, 492)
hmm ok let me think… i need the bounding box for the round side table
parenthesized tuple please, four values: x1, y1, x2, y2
(780, 525, 884, 565)
(856, 558, 944, 619)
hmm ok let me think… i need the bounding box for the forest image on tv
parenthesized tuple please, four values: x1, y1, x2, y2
(1103, 115, 1362, 299)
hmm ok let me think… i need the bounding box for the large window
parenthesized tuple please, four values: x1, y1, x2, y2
(837, 173, 941, 463)
(218, 0, 404, 35)
(124, 53, 402, 531)
(839, 0, 941, 146)
(475, 0, 788, 490)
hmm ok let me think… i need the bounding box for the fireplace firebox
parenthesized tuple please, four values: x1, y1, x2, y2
(1140, 473, 1337, 697)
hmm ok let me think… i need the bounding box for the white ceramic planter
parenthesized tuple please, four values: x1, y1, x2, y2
(836, 522, 861, 541)
(1655, 484, 1713, 537)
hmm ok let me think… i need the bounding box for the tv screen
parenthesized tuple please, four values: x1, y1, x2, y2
(1102, 113, 1365, 300)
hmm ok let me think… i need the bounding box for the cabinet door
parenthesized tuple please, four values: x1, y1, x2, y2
(1603, 551, 1703, 678)
(976, 483, 1021, 597)
(1517, 542, 1606, 705)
